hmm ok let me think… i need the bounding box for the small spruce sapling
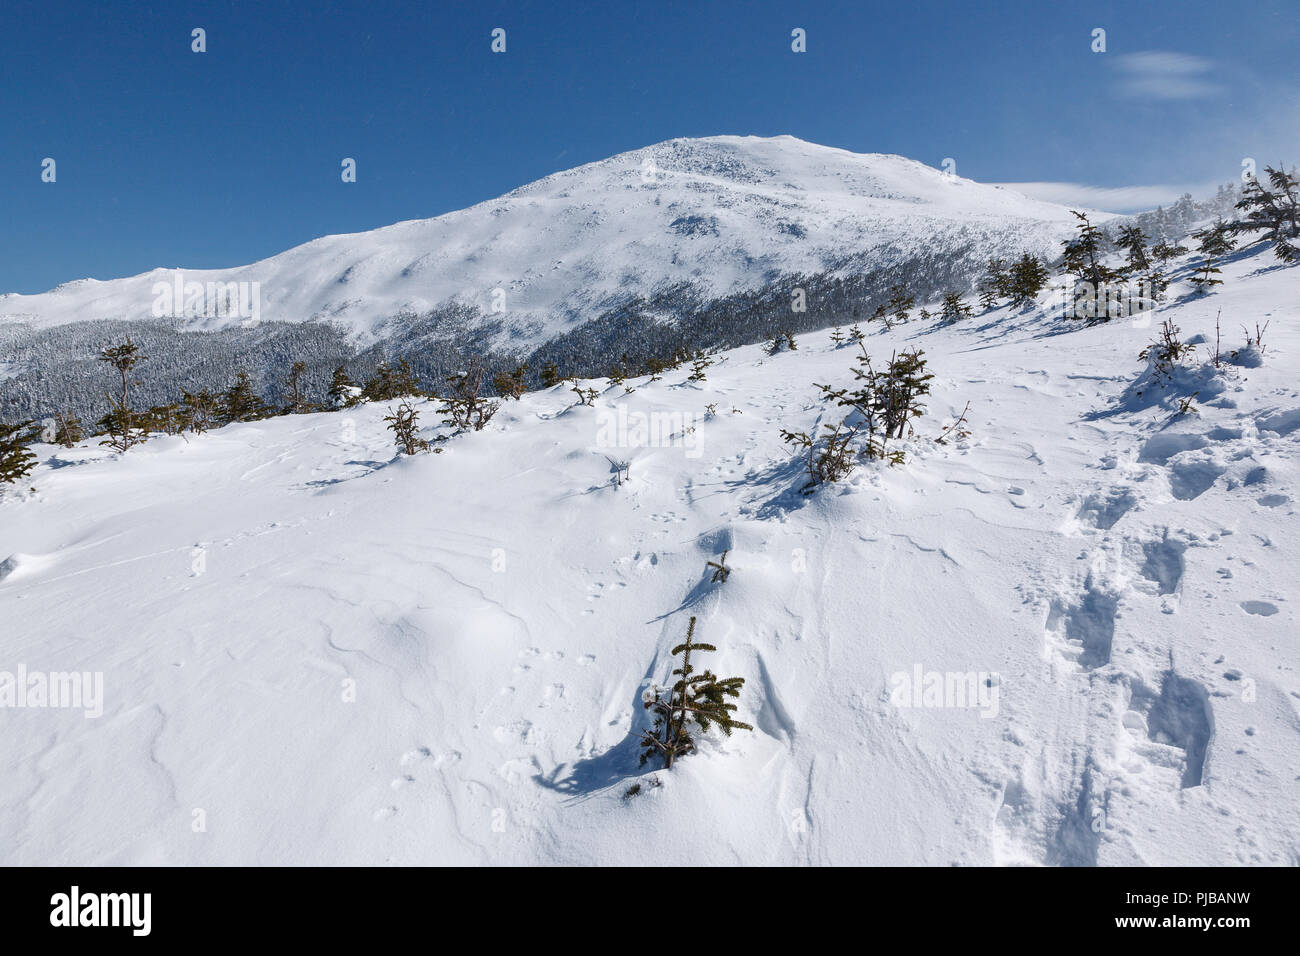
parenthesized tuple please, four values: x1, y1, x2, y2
(1190, 219, 1236, 294)
(570, 382, 598, 406)
(784, 345, 936, 491)
(1116, 225, 1151, 274)
(688, 351, 713, 382)
(98, 336, 147, 412)
(623, 777, 661, 801)
(98, 395, 148, 451)
(50, 410, 84, 447)
(767, 331, 796, 355)
(887, 284, 915, 324)
(282, 361, 314, 414)
(939, 291, 973, 322)
(1189, 259, 1224, 293)
(328, 365, 361, 408)
(0, 422, 39, 486)
(141, 403, 185, 436)
(96, 336, 148, 449)
(978, 258, 1011, 310)
(1151, 239, 1189, 265)
(1228, 165, 1300, 262)
(606, 366, 627, 393)
(1060, 211, 1119, 292)
(439, 357, 501, 430)
(780, 420, 862, 490)
(219, 371, 271, 423)
(363, 360, 421, 402)
(1138, 319, 1195, 385)
(871, 348, 934, 441)
(182, 389, 219, 433)
(385, 401, 430, 455)
(493, 363, 530, 400)
(1007, 254, 1050, 308)
(639, 616, 752, 769)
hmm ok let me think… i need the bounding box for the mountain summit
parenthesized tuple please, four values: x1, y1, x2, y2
(1, 136, 1086, 348)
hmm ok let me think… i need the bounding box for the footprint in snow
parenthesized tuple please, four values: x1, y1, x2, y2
(399, 747, 432, 766)
(1240, 600, 1279, 617)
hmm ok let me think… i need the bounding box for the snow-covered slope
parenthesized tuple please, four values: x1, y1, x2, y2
(2, 249, 1296, 866)
(0, 136, 1088, 348)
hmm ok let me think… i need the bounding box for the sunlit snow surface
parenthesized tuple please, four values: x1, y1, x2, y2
(2, 249, 1297, 866)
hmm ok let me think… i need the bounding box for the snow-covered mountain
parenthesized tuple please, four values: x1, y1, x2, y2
(2, 245, 1296, 866)
(0, 136, 1088, 348)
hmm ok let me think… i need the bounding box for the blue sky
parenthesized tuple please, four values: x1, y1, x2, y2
(2, 0, 1297, 294)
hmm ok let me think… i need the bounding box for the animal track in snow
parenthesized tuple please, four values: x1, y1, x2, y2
(382, 745, 460, 805)
(494, 718, 539, 746)
(538, 683, 567, 709)
(497, 754, 542, 785)
(399, 747, 432, 766)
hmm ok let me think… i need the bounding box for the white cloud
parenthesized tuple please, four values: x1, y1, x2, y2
(1112, 51, 1221, 101)
(994, 181, 1219, 214)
